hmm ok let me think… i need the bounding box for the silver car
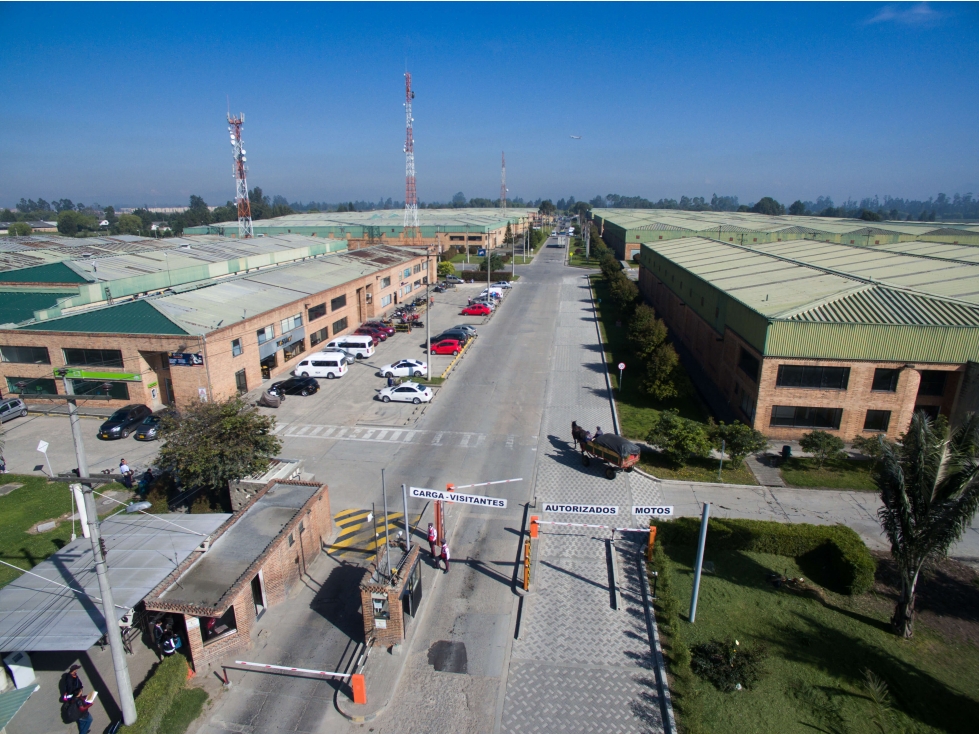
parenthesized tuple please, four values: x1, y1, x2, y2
(0, 397, 27, 423)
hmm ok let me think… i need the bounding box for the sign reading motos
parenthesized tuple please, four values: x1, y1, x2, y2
(633, 506, 674, 516)
(542, 503, 618, 515)
(409, 487, 507, 508)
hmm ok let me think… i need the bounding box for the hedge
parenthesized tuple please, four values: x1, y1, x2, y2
(453, 271, 515, 282)
(651, 517, 876, 595)
(120, 654, 189, 734)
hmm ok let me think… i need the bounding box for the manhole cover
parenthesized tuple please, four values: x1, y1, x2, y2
(427, 640, 468, 674)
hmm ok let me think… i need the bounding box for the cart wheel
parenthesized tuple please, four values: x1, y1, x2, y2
(581, 455, 591, 467)
(605, 467, 616, 480)
(625, 466, 634, 473)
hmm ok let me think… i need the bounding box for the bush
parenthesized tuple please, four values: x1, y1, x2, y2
(709, 421, 768, 468)
(7, 222, 31, 236)
(120, 655, 189, 734)
(690, 638, 766, 692)
(800, 430, 846, 467)
(158, 688, 208, 734)
(646, 410, 711, 467)
(436, 261, 456, 277)
(651, 517, 876, 595)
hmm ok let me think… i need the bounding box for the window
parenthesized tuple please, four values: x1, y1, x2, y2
(770, 405, 843, 429)
(413, 263, 421, 273)
(330, 294, 347, 311)
(916, 405, 940, 421)
(776, 365, 850, 390)
(0, 345, 50, 364)
(740, 391, 754, 421)
(918, 370, 947, 397)
(288, 532, 295, 547)
(200, 607, 238, 645)
(737, 348, 760, 383)
(280, 313, 302, 333)
(256, 325, 274, 345)
(864, 410, 891, 432)
(308, 303, 326, 321)
(309, 327, 328, 347)
(380, 276, 391, 288)
(6, 376, 57, 395)
(231, 339, 243, 357)
(235, 369, 247, 394)
(403, 268, 411, 278)
(63, 348, 123, 368)
(71, 379, 130, 400)
(332, 317, 348, 334)
(283, 340, 306, 361)
(413, 279, 421, 288)
(402, 283, 413, 295)
(872, 368, 899, 392)
(380, 294, 392, 307)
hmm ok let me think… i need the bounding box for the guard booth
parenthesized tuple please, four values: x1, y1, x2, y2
(360, 544, 421, 647)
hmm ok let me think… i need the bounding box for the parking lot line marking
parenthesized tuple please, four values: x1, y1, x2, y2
(506, 435, 515, 449)
(432, 432, 444, 445)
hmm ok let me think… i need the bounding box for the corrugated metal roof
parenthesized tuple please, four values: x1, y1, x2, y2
(0, 290, 77, 326)
(0, 684, 39, 730)
(20, 299, 189, 335)
(0, 262, 90, 283)
(787, 285, 979, 326)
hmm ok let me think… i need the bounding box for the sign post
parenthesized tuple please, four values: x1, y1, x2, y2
(36, 440, 53, 477)
(689, 502, 710, 623)
(618, 362, 625, 391)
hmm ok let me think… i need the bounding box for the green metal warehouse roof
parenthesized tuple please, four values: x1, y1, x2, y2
(0, 290, 77, 327)
(0, 261, 91, 283)
(20, 299, 189, 335)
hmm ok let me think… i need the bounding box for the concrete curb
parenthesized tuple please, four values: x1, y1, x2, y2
(638, 550, 677, 734)
(586, 275, 621, 435)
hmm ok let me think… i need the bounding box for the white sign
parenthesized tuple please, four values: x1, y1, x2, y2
(543, 503, 618, 515)
(618, 362, 626, 370)
(36, 440, 49, 453)
(632, 506, 674, 516)
(409, 486, 507, 509)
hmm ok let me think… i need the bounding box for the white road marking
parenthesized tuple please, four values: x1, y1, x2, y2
(278, 424, 501, 449)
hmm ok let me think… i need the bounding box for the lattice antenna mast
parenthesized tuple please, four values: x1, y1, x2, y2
(403, 72, 419, 234)
(501, 151, 507, 219)
(228, 112, 253, 239)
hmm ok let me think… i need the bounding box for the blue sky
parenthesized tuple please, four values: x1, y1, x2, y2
(1, 2, 976, 208)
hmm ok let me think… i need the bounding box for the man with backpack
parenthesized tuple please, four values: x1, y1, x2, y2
(63, 690, 95, 734)
(59, 664, 83, 703)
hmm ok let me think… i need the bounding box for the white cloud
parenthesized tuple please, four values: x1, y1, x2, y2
(865, 3, 945, 26)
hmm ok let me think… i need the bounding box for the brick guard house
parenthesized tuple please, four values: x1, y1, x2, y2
(143, 480, 332, 671)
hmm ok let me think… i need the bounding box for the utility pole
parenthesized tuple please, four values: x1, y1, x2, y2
(382, 469, 392, 580)
(426, 244, 432, 365)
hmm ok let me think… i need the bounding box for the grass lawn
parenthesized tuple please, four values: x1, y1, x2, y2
(0, 474, 126, 588)
(568, 253, 601, 268)
(780, 457, 877, 491)
(639, 450, 757, 485)
(158, 688, 209, 734)
(655, 545, 979, 734)
(591, 275, 707, 441)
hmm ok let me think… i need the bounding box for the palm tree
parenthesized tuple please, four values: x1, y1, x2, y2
(875, 412, 979, 638)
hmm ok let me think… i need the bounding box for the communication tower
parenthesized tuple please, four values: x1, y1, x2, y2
(403, 72, 419, 235)
(227, 112, 253, 238)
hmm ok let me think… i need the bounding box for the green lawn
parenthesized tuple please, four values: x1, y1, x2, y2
(639, 451, 757, 485)
(655, 545, 979, 734)
(780, 457, 877, 491)
(158, 688, 209, 734)
(568, 253, 601, 268)
(0, 474, 126, 588)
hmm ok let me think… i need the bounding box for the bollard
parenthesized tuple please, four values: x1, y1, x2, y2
(351, 673, 367, 705)
(523, 538, 532, 591)
(529, 515, 539, 539)
(647, 525, 657, 562)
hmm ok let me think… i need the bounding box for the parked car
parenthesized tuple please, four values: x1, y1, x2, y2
(330, 348, 357, 365)
(378, 359, 428, 378)
(0, 397, 28, 423)
(432, 329, 471, 345)
(268, 376, 320, 397)
(325, 336, 375, 359)
(462, 304, 491, 316)
(450, 324, 478, 336)
(479, 288, 503, 299)
(293, 354, 348, 379)
(363, 321, 396, 336)
(378, 381, 433, 404)
(492, 281, 513, 289)
(430, 339, 463, 356)
(134, 415, 163, 441)
(98, 404, 152, 439)
(445, 275, 464, 284)
(354, 327, 385, 344)
(470, 298, 495, 310)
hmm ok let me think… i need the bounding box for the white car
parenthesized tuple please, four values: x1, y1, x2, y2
(293, 354, 347, 379)
(491, 281, 513, 289)
(378, 359, 428, 378)
(479, 288, 503, 299)
(378, 381, 433, 404)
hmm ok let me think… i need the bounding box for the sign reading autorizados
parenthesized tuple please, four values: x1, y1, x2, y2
(633, 506, 674, 516)
(542, 503, 619, 515)
(409, 487, 507, 508)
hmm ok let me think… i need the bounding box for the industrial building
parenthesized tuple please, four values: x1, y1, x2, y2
(637, 236, 979, 441)
(592, 208, 979, 261)
(0, 236, 433, 409)
(185, 208, 538, 251)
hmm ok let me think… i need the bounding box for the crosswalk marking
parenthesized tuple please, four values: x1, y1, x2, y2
(276, 423, 538, 450)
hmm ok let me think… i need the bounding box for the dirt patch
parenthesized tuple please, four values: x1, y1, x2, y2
(866, 550, 979, 645)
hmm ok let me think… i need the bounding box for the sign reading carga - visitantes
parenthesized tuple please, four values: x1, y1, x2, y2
(409, 487, 507, 509)
(632, 506, 674, 516)
(542, 503, 619, 515)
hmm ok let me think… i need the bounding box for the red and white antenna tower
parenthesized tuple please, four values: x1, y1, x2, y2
(403, 72, 419, 236)
(500, 151, 507, 219)
(227, 112, 253, 239)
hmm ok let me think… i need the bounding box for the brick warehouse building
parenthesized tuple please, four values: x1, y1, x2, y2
(637, 236, 979, 441)
(0, 239, 433, 409)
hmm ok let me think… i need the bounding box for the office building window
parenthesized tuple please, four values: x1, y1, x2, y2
(737, 348, 760, 383)
(332, 317, 348, 334)
(309, 327, 328, 347)
(71, 379, 130, 400)
(6, 376, 57, 395)
(871, 368, 899, 392)
(283, 340, 306, 361)
(770, 405, 843, 429)
(917, 371, 947, 397)
(63, 348, 124, 368)
(380, 276, 391, 288)
(231, 339, 243, 357)
(308, 303, 326, 321)
(0, 345, 51, 364)
(403, 268, 411, 278)
(863, 410, 891, 432)
(256, 325, 274, 345)
(280, 313, 303, 333)
(331, 294, 347, 311)
(380, 294, 392, 307)
(739, 391, 754, 421)
(413, 263, 421, 273)
(776, 365, 850, 390)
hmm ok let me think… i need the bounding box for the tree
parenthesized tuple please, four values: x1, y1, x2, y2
(504, 223, 513, 244)
(539, 200, 556, 216)
(452, 191, 467, 206)
(628, 304, 669, 360)
(710, 421, 767, 468)
(57, 210, 95, 236)
(103, 205, 118, 225)
(750, 197, 786, 216)
(157, 396, 282, 511)
(646, 410, 711, 467)
(788, 200, 807, 216)
(875, 412, 979, 637)
(479, 252, 505, 272)
(115, 214, 142, 235)
(860, 209, 882, 222)
(642, 343, 681, 400)
(7, 222, 32, 236)
(437, 261, 456, 277)
(799, 430, 845, 467)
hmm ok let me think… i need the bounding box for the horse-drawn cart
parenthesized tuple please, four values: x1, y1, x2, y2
(572, 422, 641, 479)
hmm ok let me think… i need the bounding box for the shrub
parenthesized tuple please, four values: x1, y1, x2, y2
(800, 430, 846, 467)
(651, 517, 876, 595)
(436, 261, 455, 277)
(120, 654, 189, 734)
(8, 222, 31, 236)
(646, 410, 711, 467)
(709, 421, 768, 468)
(690, 638, 766, 692)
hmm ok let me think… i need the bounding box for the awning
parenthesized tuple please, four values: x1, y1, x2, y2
(0, 684, 40, 730)
(0, 512, 229, 652)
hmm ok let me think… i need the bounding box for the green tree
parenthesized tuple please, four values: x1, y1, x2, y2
(709, 421, 768, 468)
(859, 209, 883, 222)
(539, 200, 556, 216)
(799, 430, 846, 467)
(437, 261, 456, 277)
(750, 197, 785, 216)
(504, 223, 513, 244)
(875, 412, 979, 637)
(7, 222, 32, 236)
(641, 343, 681, 400)
(608, 271, 639, 312)
(103, 205, 117, 225)
(627, 304, 669, 360)
(115, 214, 142, 235)
(788, 200, 807, 216)
(646, 410, 711, 467)
(157, 396, 282, 511)
(57, 210, 96, 235)
(479, 252, 505, 272)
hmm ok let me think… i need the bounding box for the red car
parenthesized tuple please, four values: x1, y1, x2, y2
(363, 321, 396, 336)
(430, 339, 462, 356)
(354, 327, 386, 344)
(461, 304, 491, 316)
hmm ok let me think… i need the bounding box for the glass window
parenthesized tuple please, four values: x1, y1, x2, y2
(256, 325, 274, 345)
(769, 405, 843, 429)
(63, 348, 123, 368)
(776, 365, 850, 390)
(739, 391, 754, 421)
(309, 327, 328, 347)
(917, 370, 947, 397)
(872, 368, 899, 392)
(308, 303, 326, 321)
(737, 348, 760, 383)
(403, 283, 413, 295)
(331, 294, 347, 311)
(916, 405, 940, 421)
(413, 263, 421, 273)
(6, 376, 57, 395)
(200, 607, 237, 645)
(864, 410, 891, 432)
(283, 340, 306, 361)
(403, 268, 411, 278)
(235, 369, 247, 394)
(0, 345, 51, 364)
(380, 294, 393, 307)
(380, 276, 391, 288)
(280, 313, 302, 333)
(288, 532, 295, 547)
(70, 379, 130, 400)
(231, 338, 243, 357)
(332, 317, 348, 334)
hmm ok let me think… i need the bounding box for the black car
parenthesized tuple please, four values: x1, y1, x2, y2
(268, 376, 319, 397)
(432, 329, 471, 345)
(134, 415, 163, 441)
(98, 404, 152, 439)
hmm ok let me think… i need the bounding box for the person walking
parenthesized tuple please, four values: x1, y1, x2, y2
(440, 541, 450, 573)
(65, 690, 95, 734)
(427, 523, 438, 558)
(152, 620, 165, 660)
(59, 664, 83, 703)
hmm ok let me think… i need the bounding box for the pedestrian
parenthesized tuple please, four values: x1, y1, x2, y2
(387, 375, 395, 388)
(440, 541, 450, 573)
(119, 459, 133, 489)
(59, 664, 83, 703)
(64, 690, 95, 734)
(595, 426, 604, 438)
(427, 523, 438, 558)
(152, 620, 165, 659)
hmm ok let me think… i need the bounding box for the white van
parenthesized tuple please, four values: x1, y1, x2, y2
(293, 353, 348, 379)
(324, 335, 375, 359)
